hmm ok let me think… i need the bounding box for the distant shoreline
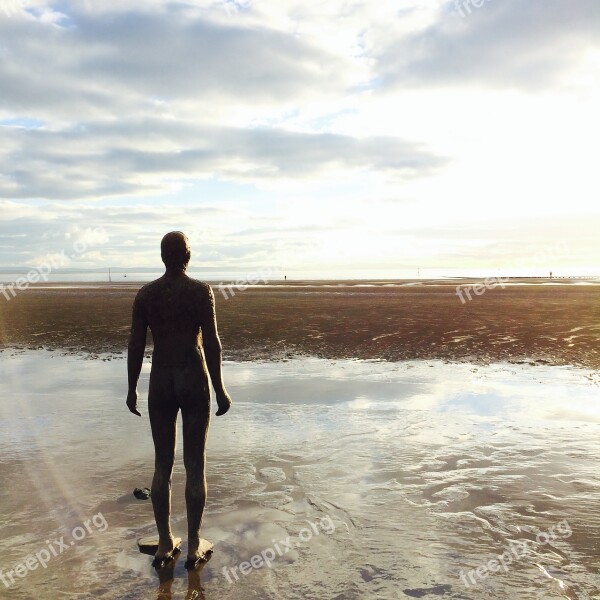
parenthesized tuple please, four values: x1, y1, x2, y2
(2, 277, 600, 288)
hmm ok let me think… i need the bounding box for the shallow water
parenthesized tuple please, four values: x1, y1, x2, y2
(0, 351, 599, 599)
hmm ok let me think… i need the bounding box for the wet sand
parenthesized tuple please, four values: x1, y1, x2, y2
(1, 353, 600, 599)
(0, 279, 599, 369)
(1, 280, 600, 598)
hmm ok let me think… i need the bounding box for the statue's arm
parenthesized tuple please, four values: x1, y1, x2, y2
(200, 285, 232, 416)
(126, 294, 148, 416)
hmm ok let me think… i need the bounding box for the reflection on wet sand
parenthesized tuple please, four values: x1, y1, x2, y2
(156, 559, 177, 600)
(1, 352, 600, 598)
(155, 558, 208, 600)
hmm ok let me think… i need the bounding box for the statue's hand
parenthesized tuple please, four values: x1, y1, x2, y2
(215, 389, 232, 416)
(126, 389, 142, 417)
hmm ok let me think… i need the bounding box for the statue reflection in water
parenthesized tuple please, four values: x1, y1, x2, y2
(155, 557, 208, 600)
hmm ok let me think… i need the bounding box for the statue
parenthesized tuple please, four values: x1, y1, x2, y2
(126, 232, 232, 570)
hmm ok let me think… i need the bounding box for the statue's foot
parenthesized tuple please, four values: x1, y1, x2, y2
(185, 538, 214, 571)
(157, 536, 178, 558)
(152, 548, 180, 569)
(152, 537, 181, 569)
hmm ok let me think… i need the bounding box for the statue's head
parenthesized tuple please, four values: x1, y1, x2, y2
(161, 231, 191, 272)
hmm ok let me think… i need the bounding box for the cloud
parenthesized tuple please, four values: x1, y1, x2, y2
(0, 119, 444, 199)
(1, 198, 599, 275)
(0, 2, 444, 200)
(0, 1, 352, 121)
(375, 0, 600, 90)
(0, 199, 232, 267)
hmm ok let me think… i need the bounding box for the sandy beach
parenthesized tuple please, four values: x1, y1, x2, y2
(1, 279, 599, 369)
(1, 281, 600, 599)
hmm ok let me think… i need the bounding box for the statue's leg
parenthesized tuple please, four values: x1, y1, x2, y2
(148, 367, 179, 559)
(177, 365, 211, 561)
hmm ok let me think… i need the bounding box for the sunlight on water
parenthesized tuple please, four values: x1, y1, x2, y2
(0, 351, 599, 599)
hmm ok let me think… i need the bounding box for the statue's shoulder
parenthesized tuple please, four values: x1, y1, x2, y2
(186, 278, 215, 311)
(187, 277, 213, 296)
(134, 278, 162, 303)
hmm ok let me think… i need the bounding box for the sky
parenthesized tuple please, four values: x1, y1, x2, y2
(0, 0, 599, 279)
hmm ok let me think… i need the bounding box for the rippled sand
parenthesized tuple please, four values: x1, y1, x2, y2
(1, 352, 600, 599)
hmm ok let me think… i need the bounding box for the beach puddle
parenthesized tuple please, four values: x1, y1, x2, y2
(1, 352, 599, 599)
